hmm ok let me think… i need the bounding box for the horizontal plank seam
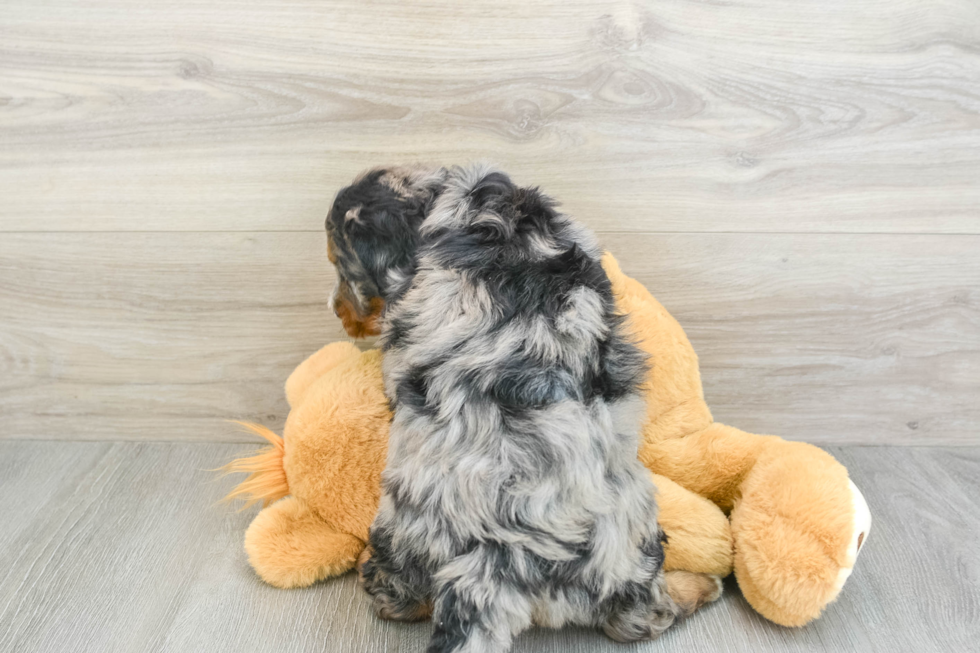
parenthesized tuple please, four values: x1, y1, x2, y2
(1, 437, 975, 447)
(2, 230, 979, 236)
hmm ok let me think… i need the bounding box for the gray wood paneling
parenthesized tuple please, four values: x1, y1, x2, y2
(1, 0, 979, 233)
(2, 232, 976, 444)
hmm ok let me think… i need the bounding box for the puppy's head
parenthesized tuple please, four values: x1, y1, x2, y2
(325, 166, 444, 338)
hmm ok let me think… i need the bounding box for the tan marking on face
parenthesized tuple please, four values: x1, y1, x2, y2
(327, 237, 338, 264)
(334, 286, 384, 338)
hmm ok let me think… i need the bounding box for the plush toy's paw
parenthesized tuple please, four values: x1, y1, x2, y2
(653, 473, 733, 577)
(830, 479, 872, 597)
(731, 441, 868, 626)
(665, 570, 724, 618)
(244, 495, 365, 588)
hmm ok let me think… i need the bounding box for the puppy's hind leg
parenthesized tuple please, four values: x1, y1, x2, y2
(600, 571, 722, 643)
(600, 578, 678, 643)
(358, 538, 432, 622)
(427, 546, 532, 653)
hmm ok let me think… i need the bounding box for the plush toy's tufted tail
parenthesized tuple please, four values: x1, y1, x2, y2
(222, 422, 289, 508)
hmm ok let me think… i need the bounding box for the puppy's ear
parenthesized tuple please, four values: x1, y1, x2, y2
(328, 166, 444, 299)
(346, 194, 428, 296)
(344, 206, 362, 224)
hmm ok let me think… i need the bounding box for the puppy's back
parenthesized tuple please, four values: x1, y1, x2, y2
(379, 165, 650, 559)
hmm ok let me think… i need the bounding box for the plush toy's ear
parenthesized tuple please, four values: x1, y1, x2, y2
(244, 496, 365, 589)
(285, 342, 362, 409)
(653, 473, 733, 577)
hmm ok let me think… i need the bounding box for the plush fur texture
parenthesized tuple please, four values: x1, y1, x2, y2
(326, 165, 709, 652)
(225, 343, 391, 588)
(225, 335, 733, 588)
(226, 249, 868, 629)
(604, 253, 867, 627)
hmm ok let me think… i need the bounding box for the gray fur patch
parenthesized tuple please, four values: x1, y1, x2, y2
(330, 164, 687, 652)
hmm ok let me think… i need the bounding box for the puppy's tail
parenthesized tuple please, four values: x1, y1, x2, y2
(220, 421, 289, 509)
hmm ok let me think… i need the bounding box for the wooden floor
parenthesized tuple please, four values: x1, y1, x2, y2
(2, 1, 979, 652)
(0, 440, 977, 653)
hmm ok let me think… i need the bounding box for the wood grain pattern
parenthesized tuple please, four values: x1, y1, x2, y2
(2, 2, 976, 648)
(1, 231, 976, 444)
(0, 232, 343, 442)
(1, 441, 977, 652)
(1, 0, 979, 233)
(1, 0, 978, 444)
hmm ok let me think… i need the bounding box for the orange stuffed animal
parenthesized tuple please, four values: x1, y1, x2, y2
(226, 254, 869, 627)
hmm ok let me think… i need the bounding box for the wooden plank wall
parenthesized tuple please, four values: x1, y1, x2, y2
(1, 0, 978, 444)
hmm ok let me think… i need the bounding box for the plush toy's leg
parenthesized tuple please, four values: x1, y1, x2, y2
(244, 495, 364, 589)
(651, 473, 733, 577)
(284, 342, 362, 409)
(730, 439, 866, 627)
(664, 570, 725, 617)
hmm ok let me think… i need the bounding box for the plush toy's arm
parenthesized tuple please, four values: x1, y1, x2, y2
(285, 342, 362, 409)
(244, 496, 365, 589)
(652, 473, 733, 577)
(640, 423, 770, 513)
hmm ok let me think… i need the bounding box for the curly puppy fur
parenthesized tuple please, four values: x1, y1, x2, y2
(325, 164, 719, 653)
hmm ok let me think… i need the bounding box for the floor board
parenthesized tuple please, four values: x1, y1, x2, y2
(0, 441, 977, 652)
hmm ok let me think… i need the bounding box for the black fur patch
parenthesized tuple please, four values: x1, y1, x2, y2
(427, 585, 478, 653)
(362, 524, 434, 620)
(326, 168, 440, 312)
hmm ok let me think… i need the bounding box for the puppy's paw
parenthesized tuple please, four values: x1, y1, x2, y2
(372, 595, 432, 622)
(356, 544, 374, 585)
(356, 544, 432, 622)
(665, 570, 723, 617)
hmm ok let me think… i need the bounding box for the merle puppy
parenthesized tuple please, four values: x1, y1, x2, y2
(325, 164, 720, 653)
